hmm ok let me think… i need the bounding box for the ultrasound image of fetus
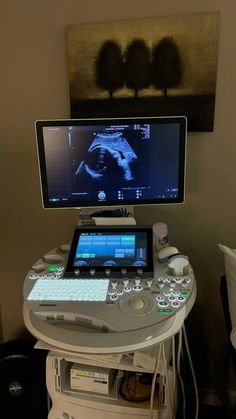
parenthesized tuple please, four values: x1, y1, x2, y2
(75, 132, 138, 186)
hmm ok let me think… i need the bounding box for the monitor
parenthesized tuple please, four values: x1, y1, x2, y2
(35, 116, 186, 209)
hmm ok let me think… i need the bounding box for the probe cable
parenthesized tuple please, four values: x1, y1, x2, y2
(150, 342, 163, 418)
(183, 324, 199, 419)
(162, 339, 175, 419)
(177, 327, 186, 419)
(172, 334, 176, 414)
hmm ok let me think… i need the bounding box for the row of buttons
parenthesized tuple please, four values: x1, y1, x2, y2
(29, 266, 64, 280)
(158, 301, 181, 308)
(158, 277, 191, 284)
(157, 295, 186, 303)
(158, 277, 190, 288)
(109, 278, 191, 291)
(110, 278, 145, 288)
(110, 277, 191, 288)
(108, 285, 143, 300)
(74, 268, 144, 277)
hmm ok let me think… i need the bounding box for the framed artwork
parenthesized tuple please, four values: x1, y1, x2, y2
(66, 12, 220, 131)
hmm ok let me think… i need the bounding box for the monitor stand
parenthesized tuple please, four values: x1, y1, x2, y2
(78, 206, 136, 226)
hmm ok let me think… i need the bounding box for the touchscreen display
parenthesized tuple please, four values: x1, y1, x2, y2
(73, 231, 147, 267)
(65, 226, 153, 276)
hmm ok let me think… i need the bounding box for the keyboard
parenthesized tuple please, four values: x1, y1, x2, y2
(27, 279, 109, 301)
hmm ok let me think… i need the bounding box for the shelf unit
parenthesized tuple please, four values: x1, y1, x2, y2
(46, 343, 175, 419)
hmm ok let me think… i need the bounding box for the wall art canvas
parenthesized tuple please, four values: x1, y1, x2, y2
(66, 12, 219, 131)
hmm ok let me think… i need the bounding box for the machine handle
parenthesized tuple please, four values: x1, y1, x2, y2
(23, 303, 186, 354)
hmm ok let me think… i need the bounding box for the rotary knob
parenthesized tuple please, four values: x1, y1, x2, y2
(146, 279, 153, 286)
(134, 278, 141, 285)
(122, 278, 129, 286)
(111, 280, 118, 289)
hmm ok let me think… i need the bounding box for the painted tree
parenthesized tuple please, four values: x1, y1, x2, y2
(95, 40, 124, 99)
(124, 39, 151, 98)
(152, 37, 183, 97)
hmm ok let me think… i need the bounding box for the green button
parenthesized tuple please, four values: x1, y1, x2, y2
(48, 265, 58, 273)
(158, 308, 173, 314)
(180, 291, 188, 296)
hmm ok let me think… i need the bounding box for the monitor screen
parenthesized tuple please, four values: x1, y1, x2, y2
(36, 116, 186, 208)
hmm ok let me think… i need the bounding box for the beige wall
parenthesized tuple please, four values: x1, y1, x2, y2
(1, 0, 236, 388)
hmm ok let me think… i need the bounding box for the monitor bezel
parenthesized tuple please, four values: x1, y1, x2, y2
(64, 225, 154, 278)
(36, 116, 187, 209)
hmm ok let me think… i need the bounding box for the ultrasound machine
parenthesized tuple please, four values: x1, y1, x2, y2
(23, 116, 198, 419)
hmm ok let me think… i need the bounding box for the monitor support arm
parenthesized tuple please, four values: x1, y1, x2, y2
(78, 206, 136, 226)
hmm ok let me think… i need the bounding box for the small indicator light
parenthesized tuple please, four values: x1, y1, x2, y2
(48, 265, 58, 273)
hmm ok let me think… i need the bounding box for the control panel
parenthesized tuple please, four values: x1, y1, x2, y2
(23, 226, 196, 333)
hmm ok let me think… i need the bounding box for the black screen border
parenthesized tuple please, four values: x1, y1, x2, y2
(65, 225, 154, 277)
(36, 116, 187, 209)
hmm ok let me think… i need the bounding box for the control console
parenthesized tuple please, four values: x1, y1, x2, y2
(23, 226, 196, 334)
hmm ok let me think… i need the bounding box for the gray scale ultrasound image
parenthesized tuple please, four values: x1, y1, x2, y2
(75, 132, 139, 186)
